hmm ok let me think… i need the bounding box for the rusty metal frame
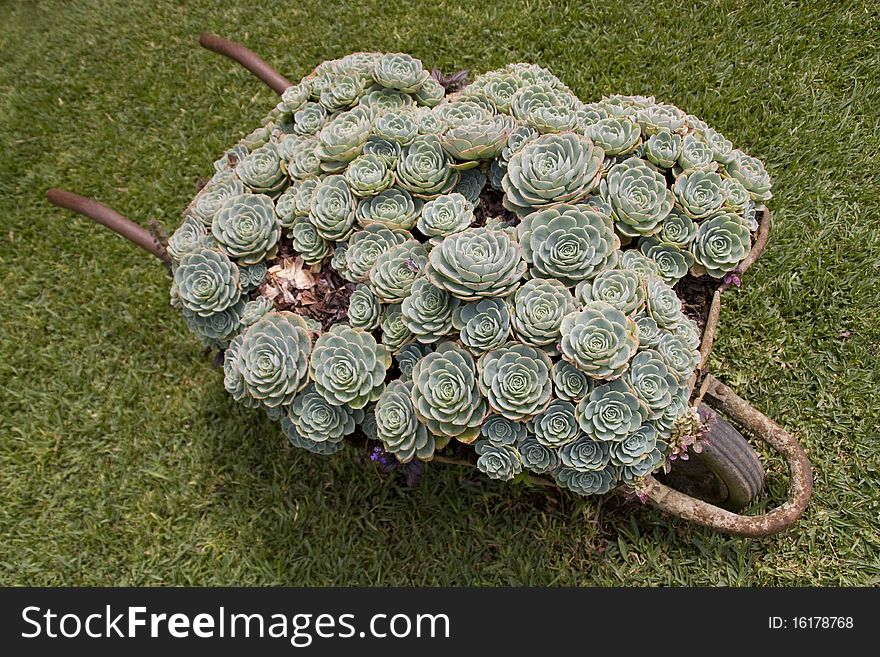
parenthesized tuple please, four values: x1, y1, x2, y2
(44, 33, 812, 538)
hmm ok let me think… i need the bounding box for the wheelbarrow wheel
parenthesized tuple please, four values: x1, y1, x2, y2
(660, 405, 764, 512)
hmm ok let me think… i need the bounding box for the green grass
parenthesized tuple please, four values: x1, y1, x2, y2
(1, 0, 879, 586)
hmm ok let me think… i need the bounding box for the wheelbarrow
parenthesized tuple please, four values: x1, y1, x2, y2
(46, 33, 813, 539)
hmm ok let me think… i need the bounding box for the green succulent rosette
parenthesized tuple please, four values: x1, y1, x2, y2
(702, 127, 735, 164)
(358, 87, 414, 114)
(636, 103, 687, 136)
(719, 177, 752, 213)
(672, 169, 724, 219)
(584, 116, 641, 156)
(168, 215, 209, 260)
(725, 149, 772, 202)
(623, 349, 680, 420)
(414, 77, 446, 107)
(451, 298, 511, 354)
(633, 313, 662, 349)
(289, 216, 331, 265)
(223, 334, 261, 408)
(394, 342, 432, 382)
(474, 440, 523, 481)
(510, 84, 577, 133)
(173, 247, 241, 316)
(658, 211, 697, 247)
(286, 383, 363, 445)
(369, 239, 429, 303)
(309, 324, 390, 409)
(315, 106, 373, 170)
(240, 297, 274, 327)
(690, 211, 752, 278)
(239, 263, 267, 293)
(380, 303, 414, 351)
(344, 225, 411, 282)
(645, 276, 684, 328)
(372, 52, 430, 93)
(643, 129, 682, 169)
(575, 379, 646, 441)
(619, 448, 664, 484)
(551, 360, 594, 402)
(310, 174, 357, 241)
(410, 341, 487, 443)
(609, 423, 658, 467)
(509, 278, 576, 351)
(235, 311, 312, 408)
(678, 134, 716, 172)
(434, 99, 493, 129)
(373, 110, 419, 145)
(480, 414, 527, 447)
(347, 283, 382, 330)
(360, 406, 379, 441)
(477, 343, 553, 421)
(189, 172, 247, 226)
(182, 301, 243, 347)
(600, 157, 674, 238)
(331, 243, 349, 278)
(553, 465, 619, 496)
(600, 94, 655, 117)
(441, 114, 516, 160)
(281, 418, 346, 456)
(455, 168, 486, 206)
(400, 277, 460, 343)
(235, 143, 287, 196)
(211, 193, 281, 265)
(425, 227, 526, 300)
(672, 315, 701, 351)
(575, 102, 610, 128)
(639, 237, 695, 284)
(575, 268, 646, 316)
(559, 436, 612, 472)
(285, 137, 323, 179)
(416, 192, 474, 238)
(656, 332, 700, 382)
(214, 143, 249, 173)
(559, 301, 639, 380)
(516, 435, 559, 474)
(277, 82, 310, 114)
(363, 136, 402, 166)
(241, 124, 271, 150)
(375, 380, 435, 463)
(502, 132, 604, 215)
(395, 135, 459, 199)
(517, 203, 619, 285)
(343, 153, 394, 197)
(356, 188, 422, 230)
(318, 74, 365, 113)
(526, 399, 580, 448)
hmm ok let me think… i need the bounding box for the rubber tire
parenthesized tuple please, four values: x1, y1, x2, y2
(661, 405, 764, 512)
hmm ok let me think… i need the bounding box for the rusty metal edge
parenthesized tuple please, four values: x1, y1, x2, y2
(199, 32, 291, 96)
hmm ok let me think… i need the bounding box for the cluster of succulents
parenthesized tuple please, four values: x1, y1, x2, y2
(169, 52, 771, 498)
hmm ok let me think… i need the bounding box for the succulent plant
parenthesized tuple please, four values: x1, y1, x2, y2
(356, 187, 422, 230)
(288, 216, 331, 265)
(286, 137, 323, 179)
(639, 237, 694, 284)
(518, 203, 619, 285)
(553, 465, 619, 496)
(551, 360, 593, 402)
(363, 136, 402, 166)
(400, 277, 460, 342)
(394, 342, 432, 381)
(672, 169, 724, 219)
(441, 114, 515, 160)
(414, 77, 446, 107)
(173, 248, 241, 316)
(480, 414, 527, 447)
(168, 215, 209, 260)
(511, 84, 578, 133)
(526, 399, 580, 448)
(510, 278, 576, 351)
(502, 132, 604, 215)
(636, 103, 687, 136)
(380, 303, 414, 351)
(643, 130, 682, 169)
(584, 116, 641, 156)
(477, 343, 552, 421)
(343, 153, 394, 197)
(416, 192, 474, 238)
(658, 210, 697, 247)
(454, 168, 486, 206)
(189, 172, 247, 226)
(690, 212, 752, 278)
(373, 53, 430, 93)
(576, 379, 646, 442)
(359, 87, 414, 114)
(656, 332, 700, 383)
(719, 177, 752, 213)
(609, 423, 658, 467)
(347, 283, 382, 330)
(725, 149, 773, 202)
(373, 110, 419, 145)
(277, 82, 310, 114)
(451, 298, 511, 354)
(240, 297, 274, 327)
(618, 249, 661, 280)
(425, 227, 526, 300)
(292, 101, 328, 137)
(369, 239, 429, 302)
(623, 349, 679, 421)
(516, 435, 559, 474)
(182, 301, 243, 347)
(559, 301, 639, 380)
(678, 134, 716, 171)
(309, 324, 390, 408)
(236, 143, 288, 196)
(395, 135, 458, 199)
(410, 341, 487, 443)
(559, 436, 612, 471)
(211, 194, 281, 265)
(282, 418, 346, 455)
(601, 157, 674, 238)
(375, 380, 435, 462)
(235, 311, 312, 407)
(472, 440, 522, 481)
(286, 383, 363, 444)
(318, 74, 366, 113)
(645, 276, 684, 328)
(344, 224, 411, 282)
(309, 174, 357, 241)
(576, 268, 645, 316)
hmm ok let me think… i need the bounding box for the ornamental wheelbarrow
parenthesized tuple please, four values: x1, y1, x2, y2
(46, 33, 812, 538)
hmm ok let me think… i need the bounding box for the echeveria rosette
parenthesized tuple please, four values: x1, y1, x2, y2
(455, 168, 486, 207)
(359, 87, 414, 115)
(347, 284, 382, 330)
(373, 110, 419, 145)
(309, 324, 390, 409)
(277, 82, 310, 115)
(559, 436, 612, 472)
(643, 130, 682, 169)
(173, 248, 241, 317)
(441, 114, 515, 161)
(553, 465, 619, 496)
(510, 84, 577, 133)
(480, 414, 527, 447)
(370, 239, 428, 303)
(720, 177, 752, 214)
(673, 315, 702, 351)
(356, 188, 422, 230)
(182, 301, 243, 347)
(235, 311, 312, 408)
(618, 249, 661, 280)
(645, 276, 684, 329)
(309, 174, 357, 241)
(223, 335, 261, 408)
(474, 440, 523, 481)
(416, 193, 474, 238)
(168, 215, 208, 260)
(600, 94, 655, 117)
(288, 216, 331, 265)
(725, 149, 772, 202)
(343, 153, 394, 197)
(211, 194, 281, 265)
(678, 134, 716, 172)
(240, 297, 274, 327)
(639, 237, 695, 284)
(576, 379, 646, 442)
(413, 77, 445, 107)
(672, 169, 724, 219)
(619, 448, 664, 484)
(452, 298, 511, 354)
(474, 72, 522, 113)
(214, 143, 249, 173)
(375, 380, 435, 463)
(236, 143, 288, 196)
(345, 224, 411, 282)
(282, 419, 346, 456)
(395, 135, 459, 199)
(659, 211, 697, 247)
(380, 303, 414, 352)
(509, 278, 576, 352)
(314, 106, 372, 171)
(502, 132, 604, 216)
(400, 277, 460, 343)
(656, 332, 700, 383)
(239, 263, 267, 293)
(425, 227, 526, 301)
(477, 343, 552, 421)
(394, 342, 432, 382)
(584, 116, 641, 156)
(551, 361, 593, 402)
(609, 423, 658, 467)
(690, 212, 752, 278)
(516, 435, 559, 474)
(636, 103, 687, 136)
(600, 157, 674, 238)
(363, 136, 402, 167)
(285, 384, 363, 445)
(517, 203, 619, 285)
(285, 137, 323, 179)
(526, 399, 580, 448)
(318, 74, 365, 113)
(624, 349, 679, 421)
(559, 301, 639, 380)
(410, 341, 487, 444)
(576, 268, 646, 316)
(434, 100, 493, 129)
(241, 124, 271, 151)
(189, 172, 246, 226)
(372, 53, 430, 93)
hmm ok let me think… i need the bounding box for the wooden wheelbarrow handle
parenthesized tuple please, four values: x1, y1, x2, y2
(198, 32, 291, 95)
(644, 374, 812, 537)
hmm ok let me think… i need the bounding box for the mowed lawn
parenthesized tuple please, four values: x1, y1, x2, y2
(1, 0, 878, 586)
